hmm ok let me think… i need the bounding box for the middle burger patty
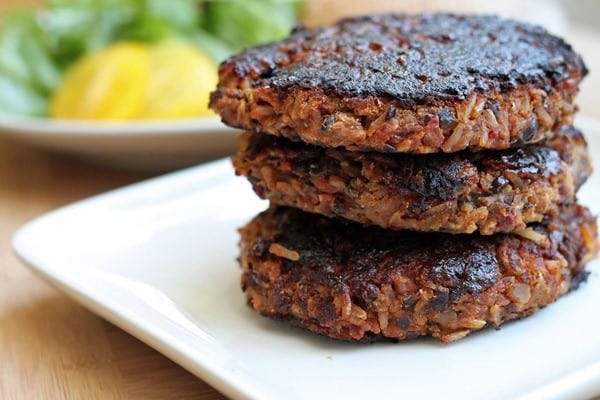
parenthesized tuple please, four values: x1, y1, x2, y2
(234, 125, 591, 235)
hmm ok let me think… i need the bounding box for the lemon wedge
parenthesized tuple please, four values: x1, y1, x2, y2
(141, 40, 218, 119)
(50, 42, 151, 120)
(50, 40, 218, 120)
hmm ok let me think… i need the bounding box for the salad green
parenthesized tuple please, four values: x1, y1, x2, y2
(0, 0, 303, 117)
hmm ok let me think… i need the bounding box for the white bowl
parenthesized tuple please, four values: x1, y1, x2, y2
(0, 116, 239, 171)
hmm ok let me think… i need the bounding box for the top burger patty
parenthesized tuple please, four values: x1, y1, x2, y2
(211, 13, 586, 153)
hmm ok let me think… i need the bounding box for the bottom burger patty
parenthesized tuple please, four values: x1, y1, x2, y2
(239, 205, 597, 343)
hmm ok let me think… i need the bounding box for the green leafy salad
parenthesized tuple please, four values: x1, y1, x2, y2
(0, 0, 303, 118)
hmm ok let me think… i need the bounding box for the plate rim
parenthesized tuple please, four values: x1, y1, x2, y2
(0, 115, 232, 137)
(12, 158, 273, 400)
(11, 253, 270, 400)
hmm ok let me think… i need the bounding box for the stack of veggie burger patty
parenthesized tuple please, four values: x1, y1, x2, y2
(211, 13, 598, 343)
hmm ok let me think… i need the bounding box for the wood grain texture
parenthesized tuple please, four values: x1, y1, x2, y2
(0, 136, 225, 399)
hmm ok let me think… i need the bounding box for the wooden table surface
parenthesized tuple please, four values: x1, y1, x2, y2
(0, 140, 225, 399)
(0, 4, 599, 399)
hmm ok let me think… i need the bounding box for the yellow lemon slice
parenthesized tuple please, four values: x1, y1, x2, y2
(50, 42, 150, 120)
(140, 40, 218, 119)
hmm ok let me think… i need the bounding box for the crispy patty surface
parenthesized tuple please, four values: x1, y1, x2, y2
(240, 205, 597, 343)
(234, 125, 591, 235)
(211, 13, 586, 153)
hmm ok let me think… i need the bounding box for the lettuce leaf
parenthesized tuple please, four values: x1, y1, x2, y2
(203, 0, 302, 53)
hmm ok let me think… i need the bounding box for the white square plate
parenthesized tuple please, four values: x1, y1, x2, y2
(13, 117, 600, 400)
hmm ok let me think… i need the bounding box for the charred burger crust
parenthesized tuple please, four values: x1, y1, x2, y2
(211, 13, 585, 153)
(233, 125, 591, 234)
(224, 13, 586, 102)
(239, 205, 597, 343)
